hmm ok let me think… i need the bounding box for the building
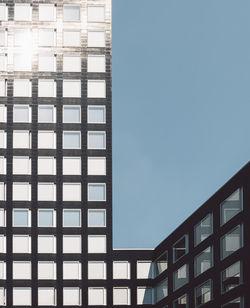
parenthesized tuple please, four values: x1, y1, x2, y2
(0, 0, 247, 307)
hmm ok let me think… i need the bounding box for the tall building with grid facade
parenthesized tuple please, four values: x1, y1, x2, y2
(0, 0, 249, 307)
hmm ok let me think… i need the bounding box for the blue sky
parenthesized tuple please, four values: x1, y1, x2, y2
(112, 0, 250, 248)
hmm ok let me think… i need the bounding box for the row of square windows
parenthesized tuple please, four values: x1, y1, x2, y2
(0, 80, 107, 98)
(0, 182, 107, 202)
(0, 3, 107, 23)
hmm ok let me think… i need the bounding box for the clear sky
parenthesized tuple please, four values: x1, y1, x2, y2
(112, 0, 250, 248)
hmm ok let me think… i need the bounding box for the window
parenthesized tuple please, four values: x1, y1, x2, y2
(88, 183, 106, 201)
(88, 131, 106, 149)
(0, 4, 7, 21)
(88, 288, 106, 306)
(38, 131, 56, 149)
(154, 251, 168, 277)
(221, 261, 241, 293)
(88, 235, 106, 253)
(0, 235, 6, 253)
(38, 157, 56, 175)
(38, 105, 56, 123)
(13, 79, 31, 97)
(173, 294, 188, 308)
(0, 105, 6, 122)
(137, 261, 153, 279)
(88, 30, 105, 47)
(0, 209, 5, 227)
(88, 6, 105, 22)
(137, 287, 152, 305)
(155, 279, 168, 303)
(13, 235, 30, 253)
(63, 157, 81, 175)
(173, 235, 188, 263)
(63, 209, 81, 227)
(13, 29, 31, 47)
(88, 55, 105, 73)
(221, 225, 242, 259)
(0, 183, 5, 200)
(63, 288, 81, 306)
(13, 209, 31, 227)
(195, 247, 213, 277)
(14, 4, 32, 21)
(12, 183, 31, 201)
(63, 55, 81, 72)
(0, 131, 6, 149)
(222, 297, 243, 308)
(13, 261, 31, 279)
(63, 235, 81, 253)
(88, 106, 106, 123)
(173, 264, 189, 291)
(13, 105, 31, 122)
(63, 80, 81, 98)
(38, 29, 56, 47)
(0, 80, 6, 96)
(0, 157, 6, 174)
(88, 209, 106, 227)
(38, 288, 56, 306)
(38, 235, 56, 254)
(64, 5, 80, 21)
(0, 54, 7, 71)
(38, 80, 56, 97)
(13, 131, 31, 149)
(113, 288, 130, 306)
(88, 80, 106, 98)
(13, 288, 31, 306)
(38, 262, 56, 280)
(13, 157, 31, 174)
(63, 183, 81, 201)
(63, 262, 81, 280)
(38, 183, 56, 201)
(13, 53, 31, 71)
(0, 261, 6, 279)
(113, 261, 130, 279)
(38, 209, 56, 227)
(221, 189, 242, 225)
(63, 106, 81, 123)
(194, 214, 213, 246)
(63, 30, 81, 47)
(195, 280, 212, 307)
(88, 261, 106, 279)
(39, 4, 56, 21)
(0, 30, 6, 47)
(38, 55, 56, 72)
(63, 131, 81, 149)
(88, 157, 106, 175)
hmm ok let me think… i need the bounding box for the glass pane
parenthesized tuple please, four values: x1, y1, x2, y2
(195, 280, 212, 307)
(222, 297, 243, 308)
(221, 261, 241, 293)
(88, 210, 106, 227)
(13, 106, 29, 122)
(173, 294, 188, 308)
(194, 214, 213, 246)
(195, 247, 213, 277)
(64, 210, 81, 227)
(221, 189, 242, 225)
(38, 106, 54, 123)
(88, 132, 106, 149)
(154, 252, 168, 277)
(63, 132, 81, 149)
(64, 5, 80, 21)
(88, 184, 106, 201)
(173, 264, 189, 291)
(221, 226, 242, 259)
(38, 210, 54, 227)
(173, 236, 188, 262)
(63, 106, 80, 123)
(88, 106, 105, 123)
(13, 210, 29, 227)
(155, 279, 168, 303)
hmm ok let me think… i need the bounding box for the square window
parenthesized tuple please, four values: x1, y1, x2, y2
(38, 209, 56, 227)
(13, 79, 31, 97)
(38, 131, 56, 149)
(88, 80, 106, 98)
(38, 183, 56, 201)
(221, 189, 242, 225)
(13, 157, 31, 175)
(13, 209, 30, 227)
(63, 157, 81, 175)
(63, 261, 81, 280)
(0, 54, 7, 71)
(13, 105, 31, 123)
(88, 157, 106, 175)
(88, 131, 106, 149)
(39, 29, 56, 47)
(13, 29, 31, 47)
(63, 30, 81, 47)
(13, 261, 31, 280)
(38, 105, 56, 123)
(0, 131, 6, 149)
(173, 264, 189, 291)
(113, 288, 130, 306)
(88, 55, 106, 73)
(0, 157, 6, 174)
(63, 131, 81, 149)
(0, 80, 6, 96)
(63, 106, 81, 123)
(88, 288, 106, 306)
(13, 235, 30, 253)
(13, 183, 31, 201)
(195, 280, 212, 307)
(137, 287, 152, 305)
(63, 55, 81, 72)
(38, 262, 56, 280)
(63, 80, 81, 98)
(0, 4, 7, 21)
(88, 183, 106, 201)
(0, 105, 7, 122)
(13, 53, 31, 71)
(38, 288, 56, 306)
(113, 261, 130, 279)
(0, 235, 6, 253)
(13, 131, 31, 149)
(88, 235, 106, 253)
(88, 209, 106, 227)
(0, 261, 6, 279)
(88, 30, 105, 47)
(38, 80, 56, 97)
(13, 288, 31, 306)
(88, 261, 106, 279)
(63, 288, 81, 306)
(63, 235, 81, 253)
(221, 261, 241, 294)
(39, 4, 56, 21)
(137, 261, 153, 279)
(14, 4, 32, 21)
(63, 209, 81, 227)
(38, 55, 56, 72)
(0, 209, 5, 227)
(64, 5, 80, 21)
(38, 157, 56, 175)
(88, 6, 105, 22)
(38, 235, 56, 254)
(0, 183, 5, 201)
(63, 183, 81, 201)
(221, 225, 242, 259)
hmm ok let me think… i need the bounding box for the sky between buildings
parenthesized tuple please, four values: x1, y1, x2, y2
(112, 0, 250, 248)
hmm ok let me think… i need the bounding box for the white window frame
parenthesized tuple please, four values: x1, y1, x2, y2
(63, 209, 81, 227)
(63, 105, 81, 123)
(113, 287, 131, 306)
(13, 287, 32, 306)
(87, 80, 106, 98)
(113, 261, 130, 279)
(12, 208, 31, 227)
(13, 261, 31, 280)
(13, 156, 31, 175)
(12, 235, 31, 254)
(62, 157, 81, 175)
(39, 4, 56, 21)
(88, 209, 106, 228)
(38, 261, 57, 280)
(87, 55, 106, 73)
(37, 235, 56, 254)
(88, 287, 106, 306)
(0, 261, 6, 279)
(63, 287, 81, 306)
(63, 261, 82, 280)
(38, 209, 56, 227)
(63, 4, 81, 22)
(0, 208, 6, 227)
(0, 105, 7, 122)
(63, 80, 81, 98)
(87, 5, 105, 23)
(38, 79, 56, 97)
(0, 235, 6, 253)
(37, 183, 56, 201)
(63, 131, 81, 149)
(88, 235, 106, 254)
(0, 157, 6, 174)
(37, 131, 56, 149)
(0, 4, 8, 21)
(88, 261, 106, 280)
(88, 183, 106, 202)
(13, 79, 31, 97)
(37, 157, 56, 175)
(63, 183, 81, 201)
(87, 131, 106, 150)
(13, 131, 31, 149)
(13, 105, 31, 123)
(12, 182, 31, 201)
(38, 287, 57, 306)
(14, 4, 32, 21)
